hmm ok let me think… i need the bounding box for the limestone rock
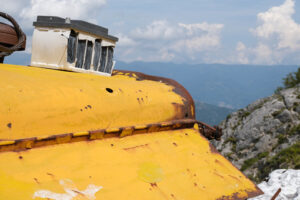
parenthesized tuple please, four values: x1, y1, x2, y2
(213, 86, 300, 182)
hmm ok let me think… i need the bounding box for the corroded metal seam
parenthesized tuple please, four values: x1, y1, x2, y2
(0, 119, 198, 153)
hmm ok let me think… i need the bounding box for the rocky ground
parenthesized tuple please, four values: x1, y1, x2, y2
(213, 86, 300, 182)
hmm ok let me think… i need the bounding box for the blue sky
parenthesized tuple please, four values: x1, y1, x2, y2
(3, 0, 300, 65)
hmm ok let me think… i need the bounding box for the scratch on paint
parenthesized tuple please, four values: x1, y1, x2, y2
(33, 179, 102, 200)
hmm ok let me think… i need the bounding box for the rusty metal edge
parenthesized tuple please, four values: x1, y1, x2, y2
(112, 70, 195, 120)
(271, 188, 281, 200)
(0, 119, 197, 153)
(208, 142, 264, 200)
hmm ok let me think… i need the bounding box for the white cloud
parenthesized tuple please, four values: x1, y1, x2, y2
(252, 43, 276, 64)
(116, 21, 224, 63)
(218, 102, 234, 109)
(253, 0, 300, 50)
(2, 0, 106, 30)
(235, 42, 249, 64)
(230, 0, 300, 65)
(179, 22, 223, 36)
(132, 20, 176, 40)
(1, 0, 106, 54)
(116, 33, 137, 47)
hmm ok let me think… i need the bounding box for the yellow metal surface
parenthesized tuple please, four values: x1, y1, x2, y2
(0, 63, 262, 199)
(0, 128, 261, 200)
(0, 63, 190, 140)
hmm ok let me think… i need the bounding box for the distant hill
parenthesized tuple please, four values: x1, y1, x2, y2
(115, 61, 298, 108)
(195, 101, 235, 125)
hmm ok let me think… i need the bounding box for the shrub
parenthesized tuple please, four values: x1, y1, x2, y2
(283, 68, 300, 88)
(275, 67, 300, 92)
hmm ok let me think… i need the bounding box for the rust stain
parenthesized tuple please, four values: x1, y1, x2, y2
(172, 142, 177, 147)
(33, 178, 40, 184)
(215, 159, 226, 168)
(123, 143, 149, 151)
(18, 155, 23, 159)
(216, 189, 264, 200)
(209, 143, 219, 154)
(214, 172, 224, 179)
(149, 183, 170, 200)
(229, 175, 241, 182)
(150, 183, 157, 187)
(72, 190, 85, 196)
(46, 172, 55, 179)
(170, 194, 178, 200)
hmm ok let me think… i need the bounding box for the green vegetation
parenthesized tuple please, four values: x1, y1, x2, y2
(241, 111, 251, 119)
(292, 102, 300, 112)
(257, 142, 300, 181)
(232, 121, 241, 131)
(225, 152, 234, 160)
(287, 124, 300, 136)
(276, 134, 288, 144)
(272, 108, 285, 117)
(224, 136, 237, 152)
(225, 114, 231, 122)
(272, 134, 288, 151)
(241, 152, 269, 171)
(283, 68, 300, 88)
(276, 67, 300, 92)
(224, 137, 237, 144)
(251, 99, 269, 112)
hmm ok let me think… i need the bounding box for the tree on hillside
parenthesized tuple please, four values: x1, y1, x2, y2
(276, 67, 300, 93)
(283, 68, 300, 88)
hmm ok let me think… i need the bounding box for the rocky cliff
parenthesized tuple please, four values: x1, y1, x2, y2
(213, 86, 300, 182)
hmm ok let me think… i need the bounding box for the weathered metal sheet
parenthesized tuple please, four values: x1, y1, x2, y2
(0, 63, 193, 140)
(0, 63, 263, 199)
(0, 127, 262, 199)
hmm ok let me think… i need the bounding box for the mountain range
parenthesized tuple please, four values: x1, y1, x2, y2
(115, 61, 298, 109)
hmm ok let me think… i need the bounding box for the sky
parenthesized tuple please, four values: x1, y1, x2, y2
(2, 0, 300, 65)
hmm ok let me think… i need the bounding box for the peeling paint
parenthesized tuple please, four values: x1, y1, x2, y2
(33, 179, 102, 200)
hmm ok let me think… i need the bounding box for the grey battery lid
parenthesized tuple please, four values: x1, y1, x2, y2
(33, 16, 118, 42)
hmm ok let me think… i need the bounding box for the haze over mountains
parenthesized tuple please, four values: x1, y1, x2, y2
(115, 61, 298, 109)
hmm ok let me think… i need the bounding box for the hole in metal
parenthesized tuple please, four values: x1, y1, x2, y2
(106, 88, 113, 93)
